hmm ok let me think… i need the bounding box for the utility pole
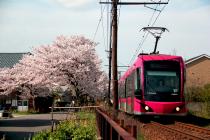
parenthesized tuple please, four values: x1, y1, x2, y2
(111, 0, 118, 111)
(107, 18, 113, 106)
(100, 0, 168, 112)
(107, 46, 112, 105)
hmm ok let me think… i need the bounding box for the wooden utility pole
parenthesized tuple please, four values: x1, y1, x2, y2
(111, 0, 118, 110)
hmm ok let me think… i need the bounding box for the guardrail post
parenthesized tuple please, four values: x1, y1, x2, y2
(102, 117, 105, 139)
(126, 125, 132, 134)
(120, 119, 124, 128)
(111, 127, 118, 140)
(132, 125, 137, 138)
(96, 109, 135, 140)
(110, 126, 112, 140)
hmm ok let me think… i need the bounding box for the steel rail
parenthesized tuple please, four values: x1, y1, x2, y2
(151, 121, 209, 140)
(174, 121, 210, 138)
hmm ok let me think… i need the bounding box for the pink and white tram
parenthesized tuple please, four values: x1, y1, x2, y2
(118, 54, 187, 116)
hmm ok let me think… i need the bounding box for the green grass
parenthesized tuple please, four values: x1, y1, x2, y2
(13, 111, 34, 115)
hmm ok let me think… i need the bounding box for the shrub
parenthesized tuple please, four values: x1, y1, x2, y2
(185, 84, 210, 119)
(32, 112, 96, 140)
(33, 130, 49, 140)
(185, 84, 210, 102)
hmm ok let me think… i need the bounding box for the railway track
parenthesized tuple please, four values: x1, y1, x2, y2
(172, 122, 210, 139)
(150, 121, 210, 140)
(100, 108, 210, 140)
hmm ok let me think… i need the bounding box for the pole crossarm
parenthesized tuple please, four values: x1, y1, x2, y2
(99, 2, 168, 5)
(104, 65, 129, 68)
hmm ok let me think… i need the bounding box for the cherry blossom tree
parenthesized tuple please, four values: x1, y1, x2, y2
(0, 35, 108, 100)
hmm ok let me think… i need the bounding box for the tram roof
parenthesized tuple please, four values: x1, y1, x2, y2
(119, 54, 183, 82)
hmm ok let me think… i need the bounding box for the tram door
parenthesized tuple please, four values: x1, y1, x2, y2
(126, 72, 135, 114)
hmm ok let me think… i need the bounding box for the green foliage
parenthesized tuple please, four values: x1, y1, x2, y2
(137, 133, 145, 140)
(32, 112, 97, 140)
(188, 102, 210, 119)
(33, 130, 49, 140)
(185, 84, 210, 102)
(185, 84, 210, 119)
(72, 124, 96, 140)
(76, 110, 95, 120)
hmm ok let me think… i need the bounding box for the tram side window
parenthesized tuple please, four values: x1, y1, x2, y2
(126, 73, 134, 97)
(134, 68, 141, 90)
(135, 68, 142, 98)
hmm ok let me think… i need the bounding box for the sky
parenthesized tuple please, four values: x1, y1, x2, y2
(0, 0, 210, 72)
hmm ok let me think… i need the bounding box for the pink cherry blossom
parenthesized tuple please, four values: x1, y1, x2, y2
(0, 35, 108, 99)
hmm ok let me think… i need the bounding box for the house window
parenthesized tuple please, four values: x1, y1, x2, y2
(18, 100, 28, 106)
(23, 101, 28, 106)
(18, 101, 22, 106)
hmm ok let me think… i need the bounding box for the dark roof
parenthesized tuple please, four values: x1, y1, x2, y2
(0, 53, 28, 68)
(185, 54, 210, 65)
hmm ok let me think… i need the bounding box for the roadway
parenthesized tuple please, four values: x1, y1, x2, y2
(0, 113, 69, 140)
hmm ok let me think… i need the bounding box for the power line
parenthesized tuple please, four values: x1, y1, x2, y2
(129, 31, 149, 65)
(118, 0, 122, 27)
(101, 4, 107, 51)
(128, 0, 170, 65)
(128, 4, 159, 65)
(106, 0, 110, 51)
(147, 4, 159, 26)
(128, 6, 158, 65)
(151, 1, 169, 26)
(92, 4, 106, 41)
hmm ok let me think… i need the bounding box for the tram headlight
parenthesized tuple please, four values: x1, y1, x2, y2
(176, 107, 180, 112)
(145, 106, 149, 111)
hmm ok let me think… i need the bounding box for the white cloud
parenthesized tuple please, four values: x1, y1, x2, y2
(55, 0, 93, 8)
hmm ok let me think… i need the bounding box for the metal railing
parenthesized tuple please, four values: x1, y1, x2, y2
(96, 109, 136, 140)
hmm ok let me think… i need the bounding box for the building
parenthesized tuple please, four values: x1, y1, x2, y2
(0, 53, 28, 68)
(185, 54, 210, 87)
(0, 53, 28, 111)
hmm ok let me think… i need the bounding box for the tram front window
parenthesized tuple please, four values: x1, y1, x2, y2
(144, 61, 181, 102)
(146, 71, 179, 94)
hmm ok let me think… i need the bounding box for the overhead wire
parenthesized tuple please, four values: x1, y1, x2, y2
(128, 4, 158, 65)
(151, 1, 168, 26)
(128, 31, 149, 65)
(128, 0, 169, 65)
(92, 2, 106, 41)
(147, 4, 159, 26)
(101, 3, 107, 51)
(118, 0, 122, 27)
(106, 0, 110, 52)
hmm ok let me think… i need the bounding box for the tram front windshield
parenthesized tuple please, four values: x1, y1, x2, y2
(144, 61, 181, 102)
